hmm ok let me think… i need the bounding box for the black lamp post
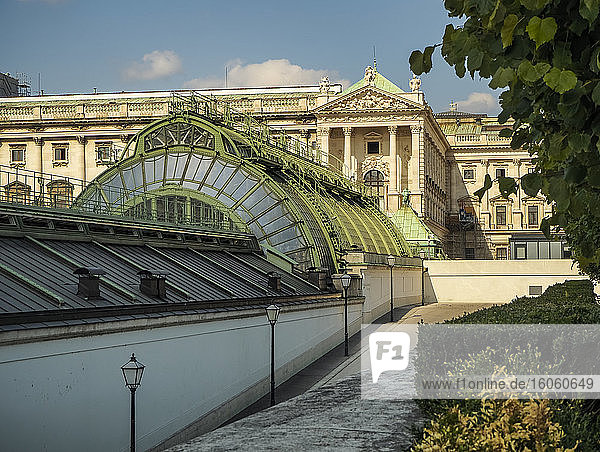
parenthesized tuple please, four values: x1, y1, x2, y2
(340, 273, 352, 356)
(121, 353, 145, 452)
(387, 254, 395, 322)
(265, 304, 280, 407)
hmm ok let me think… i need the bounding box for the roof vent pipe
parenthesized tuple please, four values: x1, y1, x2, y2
(73, 267, 106, 299)
(137, 270, 169, 299)
(268, 272, 281, 291)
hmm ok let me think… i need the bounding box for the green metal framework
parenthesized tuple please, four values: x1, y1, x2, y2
(73, 95, 412, 273)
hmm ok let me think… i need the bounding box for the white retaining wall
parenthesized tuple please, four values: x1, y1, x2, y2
(423, 259, 587, 303)
(0, 299, 363, 452)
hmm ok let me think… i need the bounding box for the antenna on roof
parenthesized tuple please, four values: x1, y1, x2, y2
(225, 66, 228, 88)
(373, 45, 377, 71)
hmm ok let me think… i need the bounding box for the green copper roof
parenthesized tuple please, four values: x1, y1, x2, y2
(389, 206, 439, 245)
(342, 70, 405, 95)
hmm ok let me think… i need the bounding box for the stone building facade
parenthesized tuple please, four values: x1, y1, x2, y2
(0, 67, 562, 259)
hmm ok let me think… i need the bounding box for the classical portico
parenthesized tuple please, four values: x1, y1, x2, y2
(313, 67, 448, 229)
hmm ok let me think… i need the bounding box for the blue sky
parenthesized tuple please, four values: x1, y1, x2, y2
(0, 0, 500, 114)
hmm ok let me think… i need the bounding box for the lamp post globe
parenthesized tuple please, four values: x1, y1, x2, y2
(121, 353, 145, 452)
(265, 304, 280, 406)
(341, 273, 351, 357)
(387, 255, 395, 322)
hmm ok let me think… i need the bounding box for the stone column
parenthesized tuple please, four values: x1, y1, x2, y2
(343, 127, 352, 178)
(318, 127, 330, 166)
(409, 124, 424, 215)
(388, 126, 398, 192)
(76, 135, 87, 184)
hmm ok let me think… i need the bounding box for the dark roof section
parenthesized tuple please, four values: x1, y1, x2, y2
(0, 205, 324, 330)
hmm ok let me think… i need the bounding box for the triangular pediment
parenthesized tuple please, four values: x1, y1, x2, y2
(313, 85, 424, 114)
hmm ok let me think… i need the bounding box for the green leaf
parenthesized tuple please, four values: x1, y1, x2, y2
(520, 0, 549, 9)
(474, 174, 493, 201)
(580, 0, 599, 24)
(540, 217, 551, 239)
(553, 43, 573, 69)
(455, 58, 466, 78)
(409, 50, 424, 75)
(548, 177, 571, 210)
(498, 176, 518, 198)
(467, 48, 484, 72)
(501, 14, 519, 48)
(521, 172, 542, 196)
(568, 133, 591, 152)
(517, 60, 551, 83)
(588, 165, 600, 187)
(592, 82, 600, 105)
(543, 67, 578, 94)
(499, 128, 513, 138)
(564, 165, 587, 183)
(489, 67, 515, 89)
(526, 16, 558, 49)
(422, 46, 435, 73)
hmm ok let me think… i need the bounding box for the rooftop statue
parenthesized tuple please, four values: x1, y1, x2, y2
(319, 76, 330, 93)
(364, 66, 376, 85)
(409, 73, 421, 92)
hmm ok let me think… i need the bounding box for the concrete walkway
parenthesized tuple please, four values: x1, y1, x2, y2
(165, 302, 492, 451)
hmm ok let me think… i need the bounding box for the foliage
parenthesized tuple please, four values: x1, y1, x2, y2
(413, 280, 600, 450)
(409, 0, 600, 280)
(412, 399, 575, 452)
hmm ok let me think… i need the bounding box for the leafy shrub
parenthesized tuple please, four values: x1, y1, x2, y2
(413, 399, 575, 452)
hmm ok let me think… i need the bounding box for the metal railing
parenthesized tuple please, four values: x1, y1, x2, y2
(168, 91, 370, 196)
(0, 165, 248, 233)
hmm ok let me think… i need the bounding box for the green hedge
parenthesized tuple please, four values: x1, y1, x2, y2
(413, 280, 600, 451)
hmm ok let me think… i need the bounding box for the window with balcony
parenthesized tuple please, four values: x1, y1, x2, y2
(496, 205, 507, 226)
(363, 169, 385, 209)
(47, 180, 74, 208)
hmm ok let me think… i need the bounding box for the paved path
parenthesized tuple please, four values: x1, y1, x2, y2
(165, 302, 492, 452)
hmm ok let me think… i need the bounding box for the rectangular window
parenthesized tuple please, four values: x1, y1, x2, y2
(53, 143, 68, 162)
(515, 244, 527, 259)
(367, 141, 380, 154)
(496, 247, 507, 259)
(496, 168, 506, 179)
(463, 168, 475, 180)
(528, 167, 536, 173)
(527, 205, 539, 226)
(95, 142, 114, 163)
(465, 248, 475, 259)
(9, 145, 25, 163)
(496, 205, 506, 226)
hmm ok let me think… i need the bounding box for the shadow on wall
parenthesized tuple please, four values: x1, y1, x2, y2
(446, 159, 493, 259)
(422, 269, 438, 304)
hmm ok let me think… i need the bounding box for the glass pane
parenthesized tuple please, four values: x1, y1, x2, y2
(550, 242, 562, 259)
(539, 241, 549, 259)
(204, 161, 225, 187)
(527, 242, 538, 259)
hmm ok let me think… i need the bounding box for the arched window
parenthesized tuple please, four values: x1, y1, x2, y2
(363, 169, 386, 209)
(363, 170, 385, 195)
(47, 180, 74, 209)
(5, 181, 30, 204)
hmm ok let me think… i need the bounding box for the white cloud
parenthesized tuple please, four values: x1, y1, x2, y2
(123, 50, 182, 81)
(184, 59, 349, 89)
(456, 92, 499, 114)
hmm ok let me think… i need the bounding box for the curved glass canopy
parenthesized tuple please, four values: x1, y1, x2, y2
(76, 113, 411, 273)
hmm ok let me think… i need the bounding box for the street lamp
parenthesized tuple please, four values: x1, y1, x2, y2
(265, 304, 280, 407)
(387, 254, 395, 322)
(340, 273, 352, 356)
(121, 353, 145, 452)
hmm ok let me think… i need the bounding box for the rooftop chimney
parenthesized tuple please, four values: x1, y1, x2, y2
(137, 270, 169, 299)
(267, 271, 281, 291)
(73, 267, 106, 299)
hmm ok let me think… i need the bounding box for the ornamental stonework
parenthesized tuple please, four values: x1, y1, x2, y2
(329, 91, 412, 112)
(361, 155, 389, 178)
